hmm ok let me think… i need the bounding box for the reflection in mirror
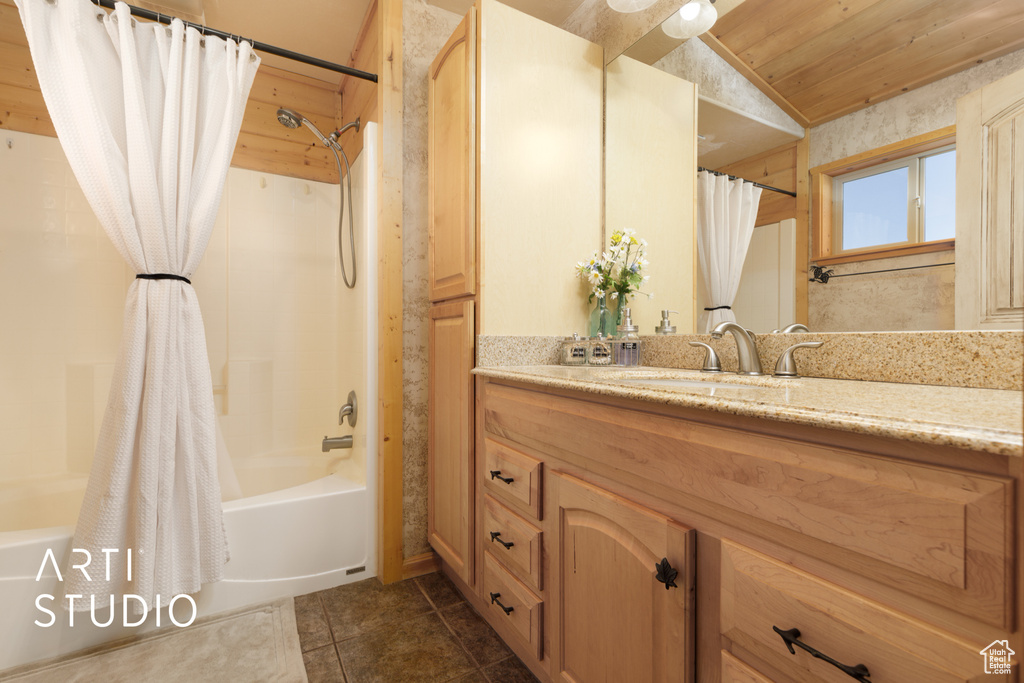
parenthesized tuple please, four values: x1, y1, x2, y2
(611, 0, 1024, 332)
(604, 55, 696, 334)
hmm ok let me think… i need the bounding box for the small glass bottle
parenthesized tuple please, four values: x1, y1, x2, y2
(587, 333, 612, 365)
(560, 333, 589, 365)
(611, 307, 643, 366)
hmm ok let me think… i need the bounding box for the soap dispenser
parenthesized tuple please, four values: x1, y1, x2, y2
(655, 310, 678, 335)
(611, 307, 643, 366)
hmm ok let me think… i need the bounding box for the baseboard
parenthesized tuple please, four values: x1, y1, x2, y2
(402, 551, 440, 580)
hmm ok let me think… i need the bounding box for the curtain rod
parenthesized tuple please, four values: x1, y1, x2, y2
(90, 0, 378, 83)
(698, 167, 797, 198)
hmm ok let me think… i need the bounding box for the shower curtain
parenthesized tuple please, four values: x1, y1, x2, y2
(16, 0, 259, 610)
(696, 170, 762, 333)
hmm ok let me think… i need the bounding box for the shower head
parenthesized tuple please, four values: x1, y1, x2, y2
(276, 107, 331, 146)
(276, 108, 303, 129)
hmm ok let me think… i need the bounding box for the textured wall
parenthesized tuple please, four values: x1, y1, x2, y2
(562, 0, 686, 64)
(402, 0, 464, 559)
(807, 49, 1024, 331)
(810, 50, 1024, 169)
(807, 251, 955, 332)
(653, 38, 800, 134)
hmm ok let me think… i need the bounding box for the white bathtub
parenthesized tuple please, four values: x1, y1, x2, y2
(0, 468, 374, 672)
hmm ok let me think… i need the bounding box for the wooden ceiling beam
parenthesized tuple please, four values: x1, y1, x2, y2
(698, 33, 810, 129)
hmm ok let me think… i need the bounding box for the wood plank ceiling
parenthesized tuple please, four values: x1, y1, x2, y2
(706, 0, 1024, 126)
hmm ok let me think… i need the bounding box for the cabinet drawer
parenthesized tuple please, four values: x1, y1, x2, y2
(721, 651, 775, 683)
(483, 438, 542, 520)
(720, 540, 1002, 683)
(483, 495, 543, 590)
(482, 552, 543, 660)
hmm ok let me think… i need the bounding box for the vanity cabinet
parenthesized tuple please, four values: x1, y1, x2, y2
(437, 377, 1020, 683)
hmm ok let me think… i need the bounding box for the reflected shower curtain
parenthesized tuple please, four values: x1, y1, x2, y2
(16, 0, 259, 609)
(696, 171, 762, 333)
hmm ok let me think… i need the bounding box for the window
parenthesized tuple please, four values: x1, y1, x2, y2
(811, 128, 957, 265)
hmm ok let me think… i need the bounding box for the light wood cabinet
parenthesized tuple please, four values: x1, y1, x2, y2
(720, 540, 996, 683)
(428, 10, 476, 304)
(432, 377, 1022, 683)
(551, 472, 695, 683)
(427, 0, 602, 601)
(427, 299, 475, 584)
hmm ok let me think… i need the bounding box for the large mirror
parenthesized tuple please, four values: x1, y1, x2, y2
(604, 0, 1024, 334)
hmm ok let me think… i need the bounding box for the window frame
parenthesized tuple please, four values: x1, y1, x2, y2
(811, 127, 956, 265)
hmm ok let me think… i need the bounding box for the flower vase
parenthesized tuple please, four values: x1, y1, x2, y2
(613, 296, 628, 332)
(588, 297, 614, 338)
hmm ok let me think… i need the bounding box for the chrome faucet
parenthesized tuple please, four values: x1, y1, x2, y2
(322, 435, 353, 452)
(772, 323, 809, 333)
(710, 321, 763, 375)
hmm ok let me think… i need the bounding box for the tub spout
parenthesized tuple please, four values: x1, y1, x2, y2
(322, 435, 353, 452)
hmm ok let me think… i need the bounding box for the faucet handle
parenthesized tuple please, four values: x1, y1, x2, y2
(688, 341, 722, 373)
(773, 341, 824, 377)
(339, 390, 358, 427)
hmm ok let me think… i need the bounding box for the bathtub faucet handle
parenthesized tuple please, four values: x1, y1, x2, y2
(339, 390, 358, 427)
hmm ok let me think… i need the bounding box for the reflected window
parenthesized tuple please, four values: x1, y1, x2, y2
(833, 144, 955, 256)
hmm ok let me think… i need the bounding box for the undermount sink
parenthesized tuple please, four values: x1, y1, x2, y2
(610, 377, 736, 390)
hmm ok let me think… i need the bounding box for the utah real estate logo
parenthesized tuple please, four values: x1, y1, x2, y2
(979, 640, 1014, 675)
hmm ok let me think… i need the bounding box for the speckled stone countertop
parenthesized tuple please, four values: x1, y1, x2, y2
(473, 365, 1024, 457)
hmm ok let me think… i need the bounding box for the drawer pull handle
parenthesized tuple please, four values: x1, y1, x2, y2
(773, 626, 871, 682)
(654, 557, 678, 590)
(489, 592, 514, 615)
(489, 531, 515, 549)
(490, 470, 514, 484)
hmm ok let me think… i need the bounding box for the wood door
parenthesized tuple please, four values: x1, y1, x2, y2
(428, 299, 475, 584)
(955, 65, 1024, 329)
(552, 472, 695, 683)
(428, 9, 476, 303)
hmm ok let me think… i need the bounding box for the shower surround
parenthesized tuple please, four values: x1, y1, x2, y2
(0, 125, 379, 670)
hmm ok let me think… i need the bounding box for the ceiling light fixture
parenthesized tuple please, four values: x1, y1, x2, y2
(662, 0, 718, 41)
(606, 0, 659, 14)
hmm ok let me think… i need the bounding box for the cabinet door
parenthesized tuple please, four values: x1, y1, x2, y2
(428, 9, 476, 303)
(955, 65, 1024, 329)
(552, 472, 695, 683)
(428, 299, 475, 584)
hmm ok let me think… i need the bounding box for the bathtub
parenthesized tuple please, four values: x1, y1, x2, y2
(0, 461, 374, 672)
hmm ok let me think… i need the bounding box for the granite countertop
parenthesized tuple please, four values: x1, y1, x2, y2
(473, 365, 1024, 457)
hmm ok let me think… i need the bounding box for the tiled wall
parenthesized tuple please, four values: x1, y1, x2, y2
(0, 128, 365, 485)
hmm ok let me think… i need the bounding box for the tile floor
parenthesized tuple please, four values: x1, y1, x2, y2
(296, 573, 540, 683)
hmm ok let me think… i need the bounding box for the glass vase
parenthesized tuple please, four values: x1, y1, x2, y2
(588, 297, 615, 338)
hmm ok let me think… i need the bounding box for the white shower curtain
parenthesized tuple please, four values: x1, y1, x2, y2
(16, 0, 259, 610)
(696, 170, 762, 333)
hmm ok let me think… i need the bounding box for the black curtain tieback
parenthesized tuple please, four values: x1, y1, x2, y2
(703, 305, 731, 311)
(136, 273, 192, 285)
